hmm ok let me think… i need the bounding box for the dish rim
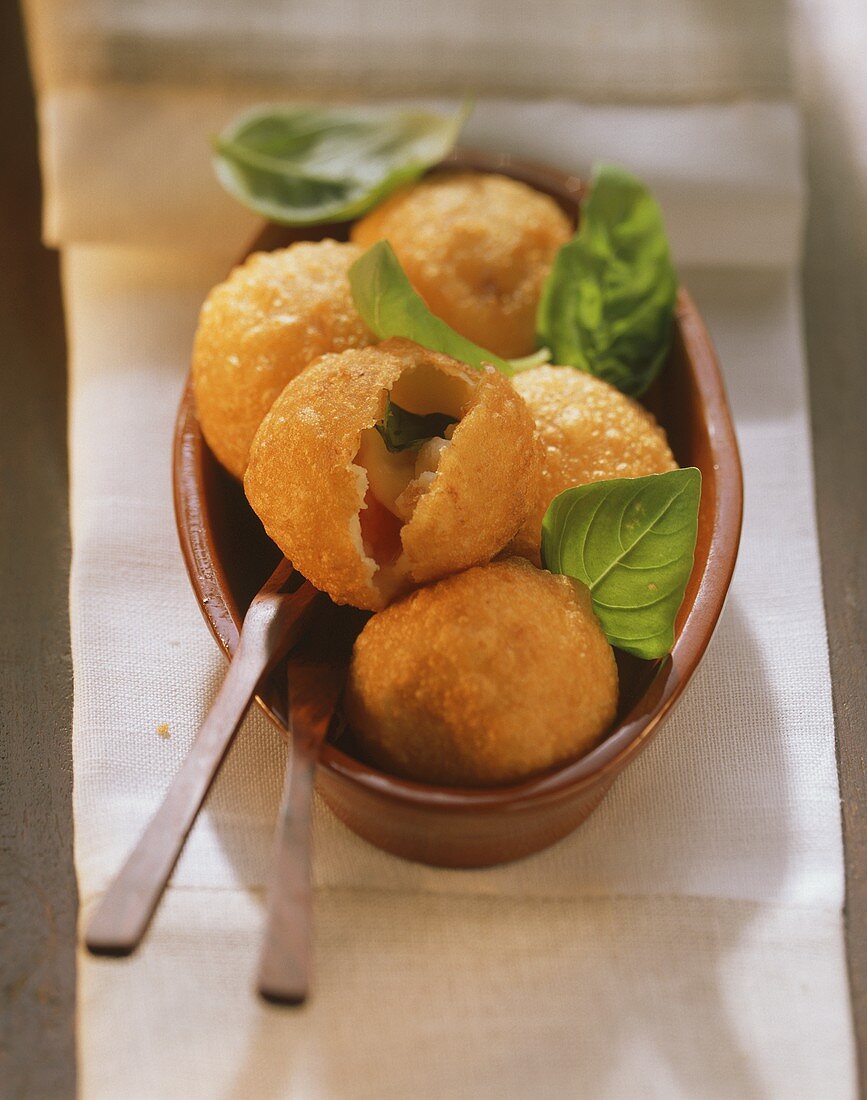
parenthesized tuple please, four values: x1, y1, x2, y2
(173, 149, 744, 813)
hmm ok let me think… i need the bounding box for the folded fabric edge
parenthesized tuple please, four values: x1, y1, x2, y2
(32, 90, 803, 269)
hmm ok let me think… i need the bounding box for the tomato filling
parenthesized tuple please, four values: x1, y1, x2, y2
(352, 363, 474, 593)
(358, 489, 403, 566)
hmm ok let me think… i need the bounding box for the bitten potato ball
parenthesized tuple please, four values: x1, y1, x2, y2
(351, 172, 572, 359)
(192, 239, 373, 479)
(244, 339, 541, 611)
(511, 366, 678, 561)
(345, 557, 618, 787)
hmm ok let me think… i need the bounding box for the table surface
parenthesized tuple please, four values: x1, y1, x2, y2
(1, 3, 864, 1095)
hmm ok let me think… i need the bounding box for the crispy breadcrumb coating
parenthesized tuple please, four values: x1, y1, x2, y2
(192, 240, 373, 479)
(351, 172, 571, 358)
(511, 366, 677, 562)
(345, 557, 618, 786)
(243, 340, 541, 610)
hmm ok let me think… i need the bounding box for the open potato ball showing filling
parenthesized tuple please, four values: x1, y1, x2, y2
(345, 557, 619, 787)
(511, 365, 678, 562)
(350, 171, 572, 359)
(192, 239, 373, 480)
(244, 339, 540, 611)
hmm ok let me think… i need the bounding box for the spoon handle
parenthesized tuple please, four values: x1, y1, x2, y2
(256, 736, 318, 1004)
(85, 575, 317, 956)
(257, 654, 341, 1004)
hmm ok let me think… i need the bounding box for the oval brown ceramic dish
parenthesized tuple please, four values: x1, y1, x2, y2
(173, 150, 743, 867)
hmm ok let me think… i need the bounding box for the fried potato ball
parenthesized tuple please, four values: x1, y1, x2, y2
(345, 557, 618, 787)
(192, 239, 373, 479)
(351, 172, 572, 359)
(511, 366, 678, 562)
(244, 339, 541, 611)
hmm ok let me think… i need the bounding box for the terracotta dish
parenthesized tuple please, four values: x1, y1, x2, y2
(173, 150, 743, 867)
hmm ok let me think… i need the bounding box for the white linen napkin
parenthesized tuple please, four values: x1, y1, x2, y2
(24, 4, 856, 1093)
(59, 111, 855, 1098)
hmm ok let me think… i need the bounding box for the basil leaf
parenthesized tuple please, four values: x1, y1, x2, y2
(376, 398, 458, 453)
(541, 468, 701, 659)
(213, 103, 469, 226)
(537, 164, 677, 397)
(349, 241, 513, 375)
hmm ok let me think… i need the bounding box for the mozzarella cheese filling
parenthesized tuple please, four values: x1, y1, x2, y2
(353, 364, 472, 596)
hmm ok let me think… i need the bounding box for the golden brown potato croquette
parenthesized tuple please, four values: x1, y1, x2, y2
(351, 172, 571, 359)
(345, 557, 618, 787)
(244, 339, 541, 611)
(511, 366, 678, 562)
(192, 239, 373, 479)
